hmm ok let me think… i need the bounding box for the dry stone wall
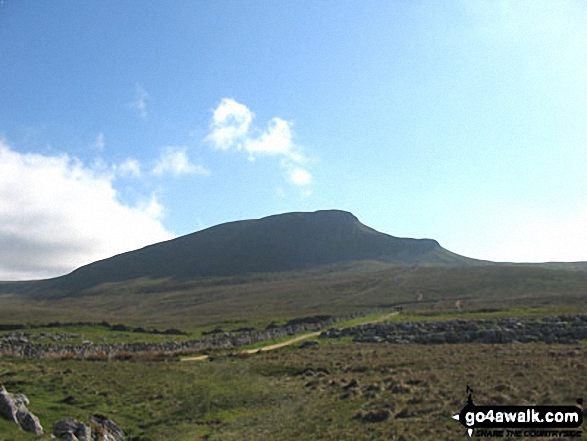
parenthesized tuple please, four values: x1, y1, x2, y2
(0, 311, 371, 359)
(320, 314, 587, 345)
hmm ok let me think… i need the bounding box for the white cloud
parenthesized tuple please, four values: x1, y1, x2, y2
(244, 118, 295, 158)
(206, 98, 313, 187)
(136, 194, 165, 219)
(116, 158, 141, 178)
(152, 146, 211, 177)
(287, 167, 312, 186)
(207, 98, 253, 150)
(0, 140, 174, 281)
(129, 83, 149, 118)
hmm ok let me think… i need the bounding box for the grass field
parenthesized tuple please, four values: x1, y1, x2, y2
(2, 262, 587, 439)
(1, 339, 585, 440)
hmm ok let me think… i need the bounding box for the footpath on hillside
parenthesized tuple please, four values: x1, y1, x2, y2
(181, 311, 398, 362)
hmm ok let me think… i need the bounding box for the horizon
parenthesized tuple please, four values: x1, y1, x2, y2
(3, 208, 585, 283)
(2, 1, 587, 280)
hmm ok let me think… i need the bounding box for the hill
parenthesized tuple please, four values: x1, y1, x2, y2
(9, 210, 479, 293)
(1, 210, 586, 328)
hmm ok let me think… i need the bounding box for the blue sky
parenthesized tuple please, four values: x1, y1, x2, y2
(1, 1, 587, 280)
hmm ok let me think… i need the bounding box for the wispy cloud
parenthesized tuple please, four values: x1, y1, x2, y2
(0, 140, 173, 280)
(116, 158, 141, 178)
(206, 98, 313, 187)
(287, 167, 312, 186)
(93, 132, 105, 152)
(152, 146, 210, 177)
(129, 83, 149, 118)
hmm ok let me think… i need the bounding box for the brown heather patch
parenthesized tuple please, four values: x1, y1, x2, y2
(215, 342, 587, 440)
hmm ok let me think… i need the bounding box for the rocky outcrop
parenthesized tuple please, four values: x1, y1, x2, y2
(320, 314, 587, 345)
(53, 414, 124, 441)
(0, 385, 43, 435)
(1, 387, 124, 440)
(89, 414, 125, 441)
(53, 417, 92, 441)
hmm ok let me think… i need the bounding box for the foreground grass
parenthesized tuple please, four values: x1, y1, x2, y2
(1, 340, 586, 440)
(0, 357, 289, 440)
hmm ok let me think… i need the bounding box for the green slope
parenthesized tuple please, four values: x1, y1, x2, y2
(1, 262, 586, 329)
(1, 210, 586, 328)
(1, 210, 481, 294)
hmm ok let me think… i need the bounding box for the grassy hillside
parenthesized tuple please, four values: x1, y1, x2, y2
(1, 262, 586, 329)
(0, 210, 478, 294)
(0, 210, 585, 331)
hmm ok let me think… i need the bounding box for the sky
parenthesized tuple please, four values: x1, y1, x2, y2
(1, 1, 587, 280)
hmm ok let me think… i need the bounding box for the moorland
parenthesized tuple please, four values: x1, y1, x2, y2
(1, 210, 586, 440)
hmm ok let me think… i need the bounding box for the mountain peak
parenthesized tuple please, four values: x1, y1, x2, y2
(260, 209, 358, 223)
(47, 209, 473, 291)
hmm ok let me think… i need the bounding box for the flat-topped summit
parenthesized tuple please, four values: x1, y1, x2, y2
(48, 209, 473, 289)
(4, 210, 586, 327)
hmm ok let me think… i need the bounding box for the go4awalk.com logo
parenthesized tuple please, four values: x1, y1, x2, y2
(452, 386, 584, 438)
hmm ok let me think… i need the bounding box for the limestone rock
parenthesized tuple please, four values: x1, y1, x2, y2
(0, 385, 43, 435)
(90, 414, 125, 441)
(53, 417, 92, 441)
(0, 386, 19, 423)
(16, 407, 44, 435)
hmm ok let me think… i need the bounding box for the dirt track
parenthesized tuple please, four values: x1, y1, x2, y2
(181, 311, 398, 362)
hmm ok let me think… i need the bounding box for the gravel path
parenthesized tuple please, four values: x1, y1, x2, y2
(181, 311, 398, 362)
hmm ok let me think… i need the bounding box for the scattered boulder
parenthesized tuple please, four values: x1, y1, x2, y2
(53, 417, 92, 441)
(90, 413, 125, 441)
(0, 385, 43, 435)
(17, 407, 45, 435)
(53, 414, 124, 441)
